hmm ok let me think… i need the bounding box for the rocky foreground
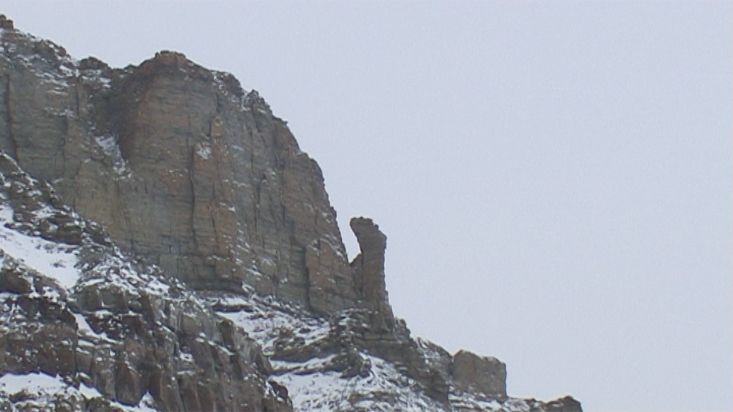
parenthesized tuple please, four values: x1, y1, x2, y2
(0, 15, 581, 411)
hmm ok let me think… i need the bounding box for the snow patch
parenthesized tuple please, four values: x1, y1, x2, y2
(274, 355, 441, 412)
(73, 312, 117, 344)
(0, 373, 68, 394)
(0, 372, 158, 411)
(0, 205, 80, 289)
(94, 134, 130, 177)
(216, 294, 330, 354)
(196, 143, 212, 159)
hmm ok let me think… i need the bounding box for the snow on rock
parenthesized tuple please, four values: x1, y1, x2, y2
(0, 372, 69, 394)
(214, 293, 330, 354)
(0, 205, 79, 290)
(94, 134, 131, 177)
(0, 152, 290, 411)
(212, 292, 446, 411)
(274, 354, 442, 412)
(213, 290, 562, 412)
(0, 372, 158, 412)
(195, 142, 212, 160)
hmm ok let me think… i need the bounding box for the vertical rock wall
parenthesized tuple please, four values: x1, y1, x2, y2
(0, 27, 358, 314)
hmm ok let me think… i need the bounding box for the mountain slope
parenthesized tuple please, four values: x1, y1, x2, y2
(0, 15, 581, 412)
(0, 153, 290, 411)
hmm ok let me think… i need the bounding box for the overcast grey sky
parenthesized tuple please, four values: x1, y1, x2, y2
(5, 2, 732, 411)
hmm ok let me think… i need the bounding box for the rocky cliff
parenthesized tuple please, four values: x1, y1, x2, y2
(0, 15, 581, 412)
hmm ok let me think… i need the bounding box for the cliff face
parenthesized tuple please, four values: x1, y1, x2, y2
(0, 22, 357, 315)
(0, 16, 581, 412)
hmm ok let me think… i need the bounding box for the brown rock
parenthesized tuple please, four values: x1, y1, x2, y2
(451, 350, 507, 398)
(349, 217, 393, 319)
(544, 396, 583, 412)
(0, 15, 13, 30)
(0, 28, 358, 314)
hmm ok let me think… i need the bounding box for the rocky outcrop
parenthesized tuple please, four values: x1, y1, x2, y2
(0, 15, 582, 412)
(0, 21, 356, 314)
(452, 350, 507, 398)
(543, 396, 584, 412)
(350, 217, 393, 320)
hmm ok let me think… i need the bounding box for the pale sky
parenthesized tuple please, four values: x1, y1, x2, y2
(5, 2, 732, 412)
